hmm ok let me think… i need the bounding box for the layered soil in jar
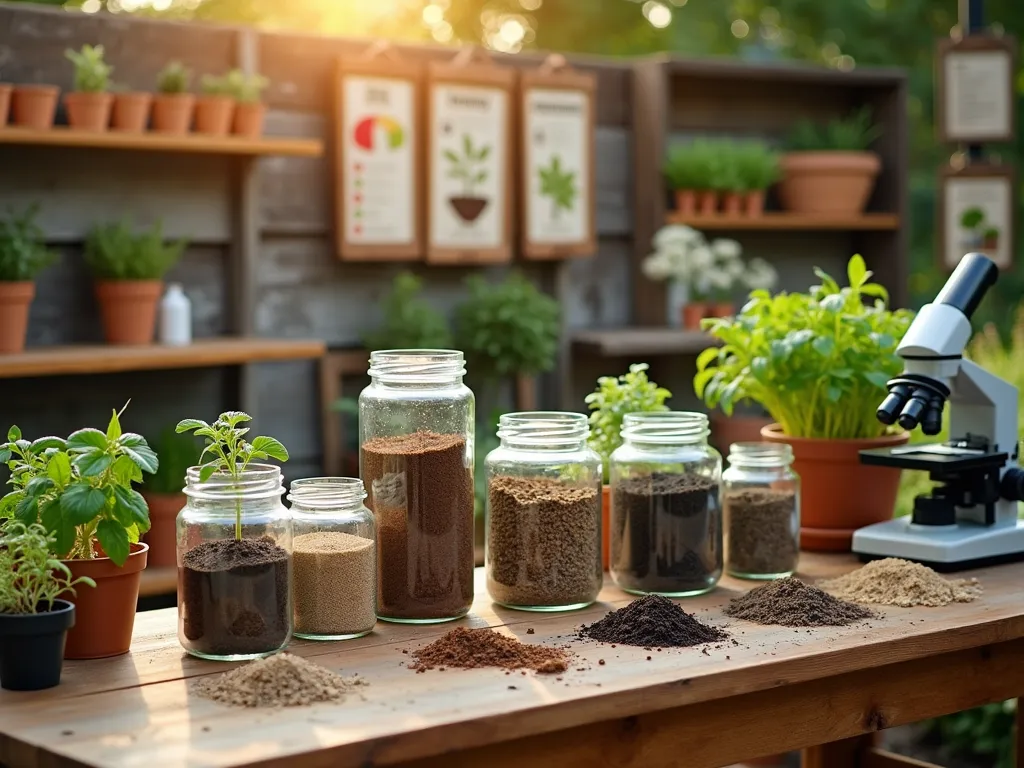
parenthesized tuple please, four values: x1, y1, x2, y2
(361, 431, 474, 621)
(180, 537, 290, 656)
(725, 487, 798, 576)
(487, 475, 601, 608)
(293, 531, 376, 637)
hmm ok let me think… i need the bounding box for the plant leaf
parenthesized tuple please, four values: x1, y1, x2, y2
(175, 418, 208, 433)
(31, 436, 66, 453)
(74, 450, 113, 478)
(113, 485, 151, 533)
(250, 436, 289, 462)
(96, 519, 130, 567)
(122, 445, 159, 475)
(60, 483, 107, 526)
(14, 494, 38, 524)
(106, 409, 122, 441)
(67, 428, 107, 452)
(47, 452, 72, 486)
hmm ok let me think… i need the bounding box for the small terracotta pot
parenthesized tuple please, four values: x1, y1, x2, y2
(151, 93, 195, 134)
(697, 191, 717, 216)
(760, 424, 909, 551)
(194, 95, 234, 136)
(709, 301, 734, 318)
(64, 92, 113, 132)
(682, 302, 708, 330)
(63, 543, 148, 659)
(674, 189, 697, 216)
(744, 190, 766, 217)
(601, 485, 611, 571)
(11, 85, 59, 129)
(232, 102, 266, 138)
(0, 84, 11, 126)
(141, 491, 184, 569)
(778, 151, 881, 215)
(0, 281, 35, 354)
(94, 280, 163, 346)
(111, 92, 152, 133)
(721, 193, 743, 217)
(710, 413, 774, 453)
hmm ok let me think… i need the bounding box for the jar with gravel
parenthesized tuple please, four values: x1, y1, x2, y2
(723, 442, 800, 580)
(485, 412, 602, 611)
(288, 477, 376, 640)
(609, 411, 722, 596)
(359, 349, 475, 624)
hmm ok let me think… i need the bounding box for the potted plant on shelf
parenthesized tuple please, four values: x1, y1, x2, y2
(0, 522, 95, 690)
(195, 73, 234, 136)
(0, 79, 11, 126)
(642, 224, 711, 328)
(152, 62, 193, 134)
(705, 237, 745, 318)
(0, 405, 157, 658)
(778, 106, 882, 216)
(64, 44, 113, 132)
(695, 254, 914, 551)
(140, 428, 202, 569)
(664, 143, 707, 216)
(11, 80, 60, 130)
(84, 219, 186, 345)
(735, 141, 781, 217)
(585, 363, 671, 570)
(0, 204, 57, 354)
(225, 69, 269, 138)
(110, 82, 152, 133)
(712, 142, 744, 217)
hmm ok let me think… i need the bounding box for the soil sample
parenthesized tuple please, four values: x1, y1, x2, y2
(611, 473, 721, 595)
(487, 475, 601, 609)
(361, 431, 474, 622)
(293, 531, 376, 638)
(180, 537, 291, 657)
(725, 487, 798, 577)
(819, 558, 982, 607)
(193, 653, 366, 708)
(724, 576, 875, 627)
(409, 627, 568, 674)
(578, 594, 728, 648)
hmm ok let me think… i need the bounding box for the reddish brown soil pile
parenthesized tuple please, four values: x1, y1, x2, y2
(409, 627, 569, 674)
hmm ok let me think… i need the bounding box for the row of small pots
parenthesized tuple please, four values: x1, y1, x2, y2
(681, 300, 733, 330)
(675, 189, 765, 218)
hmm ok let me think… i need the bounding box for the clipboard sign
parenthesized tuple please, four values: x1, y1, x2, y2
(936, 33, 1017, 144)
(938, 160, 1016, 272)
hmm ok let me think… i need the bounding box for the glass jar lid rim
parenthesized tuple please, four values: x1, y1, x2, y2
(368, 349, 466, 380)
(621, 411, 709, 443)
(184, 462, 284, 500)
(497, 411, 589, 443)
(288, 476, 367, 507)
(727, 441, 793, 460)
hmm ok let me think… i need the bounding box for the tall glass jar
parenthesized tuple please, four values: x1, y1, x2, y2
(609, 412, 722, 596)
(485, 412, 602, 611)
(176, 464, 292, 661)
(289, 477, 376, 640)
(723, 442, 800, 579)
(359, 349, 475, 624)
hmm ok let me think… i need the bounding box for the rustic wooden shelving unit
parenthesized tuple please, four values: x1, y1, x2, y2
(140, 568, 177, 598)
(571, 328, 717, 357)
(663, 212, 901, 231)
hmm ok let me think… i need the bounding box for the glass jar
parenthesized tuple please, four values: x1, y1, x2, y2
(359, 349, 475, 624)
(288, 477, 376, 640)
(485, 412, 602, 611)
(176, 464, 292, 661)
(723, 442, 800, 579)
(609, 412, 722, 596)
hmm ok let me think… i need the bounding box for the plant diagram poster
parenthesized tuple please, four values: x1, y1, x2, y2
(942, 171, 1013, 270)
(938, 37, 1017, 143)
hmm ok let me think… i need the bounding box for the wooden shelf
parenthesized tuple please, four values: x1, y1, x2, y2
(0, 126, 323, 157)
(139, 568, 176, 598)
(0, 337, 326, 379)
(572, 328, 718, 357)
(663, 212, 900, 231)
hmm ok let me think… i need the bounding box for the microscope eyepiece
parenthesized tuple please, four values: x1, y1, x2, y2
(897, 395, 928, 431)
(875, 376, 949, 433)
(934, 252, 999, 320)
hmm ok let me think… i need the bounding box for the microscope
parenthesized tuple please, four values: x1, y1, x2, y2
(855, 252, 1024, 571)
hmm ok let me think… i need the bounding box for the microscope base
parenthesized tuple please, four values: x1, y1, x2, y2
(852, 517, 1024, 572)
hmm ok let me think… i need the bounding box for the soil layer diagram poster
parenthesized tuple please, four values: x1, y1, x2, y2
(941, 165, 1015, 270)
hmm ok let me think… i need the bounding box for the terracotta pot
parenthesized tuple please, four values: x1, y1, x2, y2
(744, 190, 765, 217)
(778, 151, 881, 215)
(697, 191, 717, 216)
(232, 102, 266, 137)
(64, 92, 113, 132)
(151, 93, 194, 134)
(709, 301, 734, 318)
(601, 485, 611, 571)
(194, 95, 234, 136)
(711, 413, 774, 453)
(682, 302, 708, 330)
(760, 424, 909, 551)
(111, 92, 152, 133)
(141, 491, 184, 569)
(63, 542, 148, 659)
(721, 192, 743, 217)
(674, 189, 697, 215)
(11, 85, 59, 129)
(94, 280, 163, 346)
(0, 83, 11, 126)
(0, 281, 34, 354)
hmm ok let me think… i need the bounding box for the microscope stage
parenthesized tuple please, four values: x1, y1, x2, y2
(852, 518, 1024, 572)
(860, 446, 1008, 473)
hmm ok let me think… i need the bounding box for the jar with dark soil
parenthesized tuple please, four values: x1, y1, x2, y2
(176, 464, 292, 661)
(609, 412, 722, 596)
(485, 412, 602, 611)
(723, 442, 800, 579)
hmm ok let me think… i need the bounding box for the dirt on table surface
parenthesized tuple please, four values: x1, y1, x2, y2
(193, 652, 365, 708)
(408, 627, 570, 674)
(724, 576, 876, 627)
(578, 594, 729, 648)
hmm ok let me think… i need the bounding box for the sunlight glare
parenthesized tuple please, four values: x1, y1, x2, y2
(519, 0, 542, 9)
(643, 1, 672, 28)
(837, 54, 855, 71)
(499, 18, 526, 45)
(81, 0, 101, 11)
(731, 19, 749, 38)
(152, 0, 172, 10)
(422, 4, 444, 25)
(432, 21, 453, 42)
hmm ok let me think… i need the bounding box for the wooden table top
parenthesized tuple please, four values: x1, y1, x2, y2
(2, 554, 1023, 768)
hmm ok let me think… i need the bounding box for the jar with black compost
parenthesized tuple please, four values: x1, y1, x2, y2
(723, 442, 800, 579)
(288, 477, 376, 640)
(485, 412, 602, 611)
(609, 411, 722, 596)
(359, 350, 475, 624)
(176, 464, 292, 661)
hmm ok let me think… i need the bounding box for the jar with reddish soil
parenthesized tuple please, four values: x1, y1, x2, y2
(176, 464, 292, 661)
(359, 350, 475, 624)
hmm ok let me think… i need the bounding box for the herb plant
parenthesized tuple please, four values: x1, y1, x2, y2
(224, 69, 269, 103)
(84, 219, 185, 281)
(960, 207, 985, 230)
(663, 141, 713, 191)
(142, 428, 203, 496)
(445, 135, 490, 197)
(787, 106, 882, 152)
(734, 142, 781, 192)
(0, 522, 95, 614)
(175, 412, 289, 540)
(0, 204, 57, 282)
(695, 255, 914, 440)
(65, 44, 112, 93)
(199, 74, 231, 97)
(363, 271, 452, 351)
(538, 155, 578, 218)
(157, 62, 192, 94)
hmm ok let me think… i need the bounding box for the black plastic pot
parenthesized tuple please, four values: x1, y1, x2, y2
(0, 599, 75, 691)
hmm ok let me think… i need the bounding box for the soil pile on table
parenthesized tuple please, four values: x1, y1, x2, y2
(293, 531, 376, 637)
(193, 653, 365, 707)
(724, 577, 875, 627)
(409, 627, 569, 674)
(819, 558, 982, 607)
(725, 487, 798, 576)
(578, 594, 728, 647)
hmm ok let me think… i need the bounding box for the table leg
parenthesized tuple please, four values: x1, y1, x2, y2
(1017, 698, 1023, 767)
(801, 734, 873, 768)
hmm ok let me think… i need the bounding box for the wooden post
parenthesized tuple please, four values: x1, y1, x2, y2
(515, 374, 538, 412)
(801, 735, 873, 768)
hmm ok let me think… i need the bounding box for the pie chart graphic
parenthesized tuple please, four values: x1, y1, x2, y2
(353, 116, 405, 151)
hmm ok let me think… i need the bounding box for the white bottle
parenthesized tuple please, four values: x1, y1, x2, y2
(159, 283, 192, 346)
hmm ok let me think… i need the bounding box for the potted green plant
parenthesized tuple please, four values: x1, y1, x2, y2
(365, 271, 453, 350)
(695, 254, 914, 551)
(225, 69, 269, 138)
(778, 106, 882, 216)
(734, 142, 781, 217)
(152, 62, 194, 134)
(140, 428, 202, 569)
(64, 44, 113, 132)
(585, 363, 671, 570)
(0, 204, 57, 353)
(0, 79, 10, 126)
(983, 226, 1000, 251)
(84, 219, 186, 345)
(710, 142, 744, 217)
(0, 522, 95, 690)
(111, 82, 152, 134)
(11, 78, 59, 129)
(0, 404, 157, 658)
(195, 73, 234, 136)
(664, 143, 708, 216)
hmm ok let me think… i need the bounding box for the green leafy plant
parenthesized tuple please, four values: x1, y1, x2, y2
(0, 404, 158, 566)
(538, 155, 578, 218)
(0, 522, 95, 614)
(0, 205, 57, 282)
(787, 106, 882, 152)
(704, 140, 741, 193)
(157, 62, 192, 94)
(84, 219, 186, 281)
(175, 412, 289, 540)
(734, 142, 781, 192)
(363, 271, 452, 351)
(664, 140, 724, 191)
(984, 226, 1000, 240)
(223, 69, 269, 103)
(927, 700, 1016, 768)
(199, 73, 231, 96)
(960, 206, 985, 230)
(65, 44, 112, 93)
(445, 135, 491, 197)
(142, 428, 203, 496)
(585, 363, 672, 484)
(695, 255, 914, 439)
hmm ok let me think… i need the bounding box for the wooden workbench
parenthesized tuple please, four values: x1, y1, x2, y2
(2, 554, 1023, 768)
